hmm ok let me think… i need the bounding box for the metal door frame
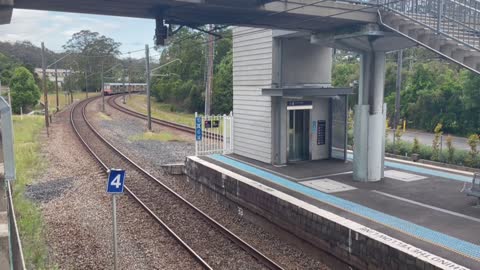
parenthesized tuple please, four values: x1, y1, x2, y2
(287, 109, 310, 162)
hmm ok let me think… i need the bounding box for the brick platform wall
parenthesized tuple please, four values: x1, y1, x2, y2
(185, 157, 468, 270)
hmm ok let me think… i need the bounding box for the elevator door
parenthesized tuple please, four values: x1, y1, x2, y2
(288, 109, 310, 162)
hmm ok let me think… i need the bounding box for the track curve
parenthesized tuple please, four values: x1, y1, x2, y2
(71, 96, 284, 270)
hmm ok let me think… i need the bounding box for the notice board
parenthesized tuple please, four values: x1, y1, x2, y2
(317, 120, 326, 145)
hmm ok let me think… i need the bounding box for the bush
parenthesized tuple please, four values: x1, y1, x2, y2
(412, 137, 420, 154)
(431, 123, 443, 161)
(466, 134, 479, 167)
(446, 135, 455, 163)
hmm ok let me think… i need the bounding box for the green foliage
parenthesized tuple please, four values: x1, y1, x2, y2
(446, 135, 455, 163)
(431, 123, 443, 161)
(0, 52, 21, 86)
(10, 67, 41, 113)
(63, 30, 121, 92)
(212, 51, 233, 114)
(466, 134, 479, 167)
(412, 137, 420, 154)
(385, 139, 480, 168)
(382, 57, 479, 136)
(152, 28, 233, 114)
(393, 125, 403, 154)
(12, 116, 50, 269)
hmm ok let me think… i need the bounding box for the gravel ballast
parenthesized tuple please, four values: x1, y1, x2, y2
(87, 96, 334, 269)
(35, 103, 201, 269)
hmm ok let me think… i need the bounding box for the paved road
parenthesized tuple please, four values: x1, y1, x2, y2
(386, 129, 471, 151)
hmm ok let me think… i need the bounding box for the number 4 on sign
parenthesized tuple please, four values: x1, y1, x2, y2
(111, 174, 122, 189)
(107, 169, 126, 194)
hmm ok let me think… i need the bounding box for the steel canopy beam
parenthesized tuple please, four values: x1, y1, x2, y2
(12, 0, 377, 32)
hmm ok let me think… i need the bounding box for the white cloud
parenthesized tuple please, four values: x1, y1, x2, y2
(0, 9, 154, 56)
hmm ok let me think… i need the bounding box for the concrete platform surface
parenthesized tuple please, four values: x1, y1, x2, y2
(203, 154, 480, 269)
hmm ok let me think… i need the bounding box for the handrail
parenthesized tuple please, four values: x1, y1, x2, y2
(373, 0, 480, 52)
(6, 181, 26, 270)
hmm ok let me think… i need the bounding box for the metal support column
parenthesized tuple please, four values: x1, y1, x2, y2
(393, 50, 403, 152)
(353, 51, 387, 182)
(55, 63, 59, 112)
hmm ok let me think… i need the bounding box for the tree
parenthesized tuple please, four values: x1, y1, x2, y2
(152, 27, 233, 113)
(0, 53, 20, 86)
(212, 50, 232, 115)
(9, 67, 41, 113)
(63, 30, 121, 92)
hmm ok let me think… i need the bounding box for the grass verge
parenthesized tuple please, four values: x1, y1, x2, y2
(129, 131, 185, 142)
(43, 91, 99, 113)
(11, 115, 51, 269)
(125, 95, 195, 127)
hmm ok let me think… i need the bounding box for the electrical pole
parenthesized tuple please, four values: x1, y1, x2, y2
(128, 54, 132, 98)
(55, 63, 59, 112)
(393, 49, 403, 152)
(101, 62, 105, 112)
(41, 42, 49, 136)
(145, 44, 152, 131)
(85, 67, 88, 98)
(205, 24, 215, 115)
(70, 69, 74, 104)
(122, 68, 126, 104)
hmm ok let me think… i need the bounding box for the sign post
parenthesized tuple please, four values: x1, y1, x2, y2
(106, 169, 126, 270)
(195, 113, 202, 156)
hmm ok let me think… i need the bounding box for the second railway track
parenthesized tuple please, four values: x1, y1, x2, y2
(71, 96, 284, 270)
(107, 94, 196, 134)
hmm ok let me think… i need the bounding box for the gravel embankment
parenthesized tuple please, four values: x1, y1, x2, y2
(33, 103, 201, 269)
(88, 97, 332, 270)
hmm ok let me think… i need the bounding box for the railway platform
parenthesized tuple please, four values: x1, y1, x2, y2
(185, 154, 480, 270)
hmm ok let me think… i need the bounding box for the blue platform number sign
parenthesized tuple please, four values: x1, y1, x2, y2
(106, 169, 126, 194)
(195, 117, 202, 141)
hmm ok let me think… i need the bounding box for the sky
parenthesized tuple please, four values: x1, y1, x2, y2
(0, 9, 157, 58)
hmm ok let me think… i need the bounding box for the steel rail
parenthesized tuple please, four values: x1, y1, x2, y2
(70, 97, 213, 270)
(71, 97, 284, 270)
(107, 94, 195, 134)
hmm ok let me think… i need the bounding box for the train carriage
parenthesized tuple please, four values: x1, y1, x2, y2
(103, 83, 147, 95)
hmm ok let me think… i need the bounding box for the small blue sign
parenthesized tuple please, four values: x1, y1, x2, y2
(195, 117, 202, 141)
(106, 169, 126, 194)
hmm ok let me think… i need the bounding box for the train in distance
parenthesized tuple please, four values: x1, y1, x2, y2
(103, 83, 147, 95)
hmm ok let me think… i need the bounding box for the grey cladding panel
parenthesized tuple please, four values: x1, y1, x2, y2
(233, 27, 273, 163)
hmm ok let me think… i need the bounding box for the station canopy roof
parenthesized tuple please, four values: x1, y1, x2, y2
(9, 0, 378, 32)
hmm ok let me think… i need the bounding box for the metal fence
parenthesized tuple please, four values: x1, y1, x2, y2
(194, 112, 234, 156)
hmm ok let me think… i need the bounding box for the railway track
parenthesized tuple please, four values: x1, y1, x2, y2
(71, 96, 284, 270)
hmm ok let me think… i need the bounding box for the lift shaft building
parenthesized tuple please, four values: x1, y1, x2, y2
(233, 28, 351, 166)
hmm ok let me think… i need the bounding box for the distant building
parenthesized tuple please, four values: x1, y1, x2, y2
(34, 68, 73, 86)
